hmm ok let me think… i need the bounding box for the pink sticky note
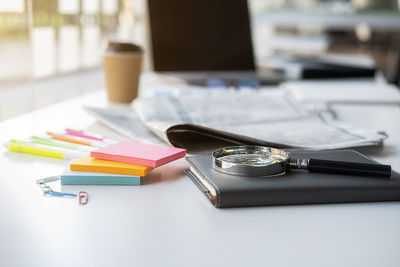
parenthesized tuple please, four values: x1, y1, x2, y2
(90, 141, 186, 168)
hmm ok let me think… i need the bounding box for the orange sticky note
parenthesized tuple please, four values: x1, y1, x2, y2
(70, 155, 152, 176)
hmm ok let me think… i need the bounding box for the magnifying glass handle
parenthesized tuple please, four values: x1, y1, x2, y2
(306, 158, 392, 178)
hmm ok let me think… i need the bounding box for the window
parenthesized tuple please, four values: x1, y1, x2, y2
(0, 0, 121, 83)
(0, 0, 147, 120)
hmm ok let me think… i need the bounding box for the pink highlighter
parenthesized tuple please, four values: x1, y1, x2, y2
(65, 129, 117, 145)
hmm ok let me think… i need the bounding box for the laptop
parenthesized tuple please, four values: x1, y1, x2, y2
(147, 0, 283, 86)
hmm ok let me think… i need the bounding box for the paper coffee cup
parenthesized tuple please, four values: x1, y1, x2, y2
(103, 42, 143, 103)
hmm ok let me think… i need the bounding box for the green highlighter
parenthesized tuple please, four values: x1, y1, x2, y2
(31, 136, 93, 152)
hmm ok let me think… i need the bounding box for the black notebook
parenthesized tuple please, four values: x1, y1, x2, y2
(185, 150, 400, 208)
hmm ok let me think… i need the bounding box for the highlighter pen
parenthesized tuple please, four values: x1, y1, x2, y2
(10, 140, 87, 157)
(30, 136, 94, 152)
(46, 132, 107, 148)
(4, 140, 86, 160)
(65, 128, 117, 144)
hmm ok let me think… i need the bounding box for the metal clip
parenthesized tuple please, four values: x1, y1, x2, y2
(38, 182, 52, 193)
(36, 176, 61, 184)
(36, 176, 77, 198)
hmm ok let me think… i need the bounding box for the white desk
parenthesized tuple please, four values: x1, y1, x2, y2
(1, 89, 400, 267)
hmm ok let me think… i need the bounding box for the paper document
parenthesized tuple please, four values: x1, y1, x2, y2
(84, 106, 164, 145)
(132, 86, 386, 150)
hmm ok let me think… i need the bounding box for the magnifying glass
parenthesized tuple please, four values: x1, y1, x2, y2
(212, 146, 392, 178)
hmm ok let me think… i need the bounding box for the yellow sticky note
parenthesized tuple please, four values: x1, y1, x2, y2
(70, 155, 152, 176)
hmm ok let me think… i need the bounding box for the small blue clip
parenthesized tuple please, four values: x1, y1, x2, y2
(37, 176, 77, 198)
(44, 191, 77, 197)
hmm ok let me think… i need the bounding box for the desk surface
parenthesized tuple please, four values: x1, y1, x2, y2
(1, 88, 400, 267)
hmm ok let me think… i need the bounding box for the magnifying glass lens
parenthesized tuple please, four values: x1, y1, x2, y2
(219, 153, 286, 166)
(213, 146, 291, 176)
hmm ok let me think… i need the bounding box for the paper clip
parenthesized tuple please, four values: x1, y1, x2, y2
(79, 191, 89, 205)
(36, 176, 61, 184)
(36, 176, 77, 198)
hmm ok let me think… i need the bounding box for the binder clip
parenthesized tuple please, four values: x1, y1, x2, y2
(79, 191, 89, 205)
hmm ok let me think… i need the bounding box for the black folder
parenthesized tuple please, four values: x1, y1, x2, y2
(185, 150, 400, 208)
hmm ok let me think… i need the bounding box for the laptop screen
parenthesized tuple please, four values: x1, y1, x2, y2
(148, 0, 255, 72)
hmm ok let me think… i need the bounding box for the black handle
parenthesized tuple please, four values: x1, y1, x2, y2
(308, 158, 392, 178)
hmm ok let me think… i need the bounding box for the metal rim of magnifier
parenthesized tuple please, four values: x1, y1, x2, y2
(212, 146, 290, 177)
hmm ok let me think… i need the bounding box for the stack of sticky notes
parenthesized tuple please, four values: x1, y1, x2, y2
(61, 141, 186, 185)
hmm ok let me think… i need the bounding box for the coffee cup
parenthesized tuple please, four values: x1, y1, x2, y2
(103, 42, 143, 103)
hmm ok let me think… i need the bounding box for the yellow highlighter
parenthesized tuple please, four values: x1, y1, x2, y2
(4, 140, 85, 160)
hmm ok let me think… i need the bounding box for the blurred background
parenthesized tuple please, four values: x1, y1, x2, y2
(0, 0, 399, 120)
